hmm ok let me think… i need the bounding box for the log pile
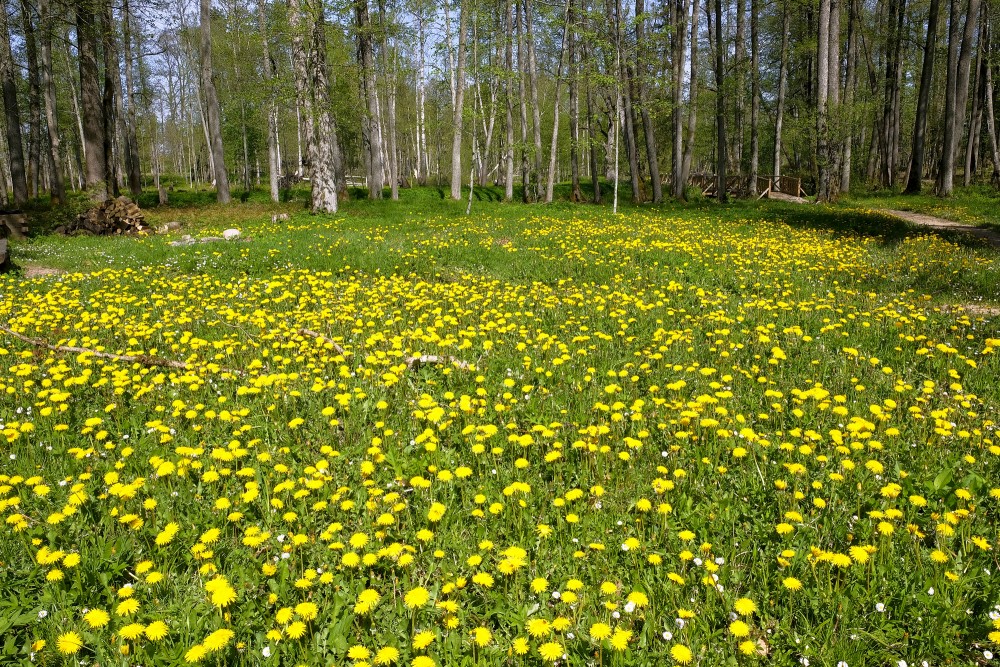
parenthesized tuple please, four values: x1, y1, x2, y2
(56, 196, 150, 236)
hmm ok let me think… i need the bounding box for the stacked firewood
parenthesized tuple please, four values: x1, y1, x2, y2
(57, 196, 150, 235)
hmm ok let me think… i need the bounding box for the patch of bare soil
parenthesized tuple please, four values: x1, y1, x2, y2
(881, 209, 1000, 248)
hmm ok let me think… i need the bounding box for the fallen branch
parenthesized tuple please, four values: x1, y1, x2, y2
(298, 328, 472, 370)
(0, 325, 243, 376)
(298, 328, 349, 355)
(405, 354, 473, 371)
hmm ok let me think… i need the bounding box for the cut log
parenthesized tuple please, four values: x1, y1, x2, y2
(60, 196, 150, 235)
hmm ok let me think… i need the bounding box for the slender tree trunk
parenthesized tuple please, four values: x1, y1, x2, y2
(586, 41, 601, 203)
(517, 0, 531, 201)
(356, 0, 384, 198)
(816, 0, 831, 200)
(289, 0, 313, 185)
(526, 0, 543, 200)
(505, 0, 515, 200)
(76, 0, 106, 200)
(734, 0, 745, 174)
(748, 0, 760, 194)
(680, 0, 700, 195)
(840, 0, 858, 192)
(19, 0, 41, 199)
(636, 0, 661, 201)
(568, 0, 581, 202)
(545, 0, 572, 202)
(714, 0, 726, 201)
(200, 0, 230, 203)
(258, 0, 280, 201)
(309, 0, 339, 213)
(0, 1, 26, 206)
(612, 0, 640, 202)
(450, 0, 468, 200)
(100, 0, 122, 197)
(965, 46, 985, 185)
(38, 0, 64, 203)
(774, 0, 798, 180)
(937, 0, 965, 195)
(905, 0, 938, 193)
(826, 0, 840, 194)
(951, 0, 982, 187)
(672, 0, 687, 198)
(984, 36, 1000, 184)
(121, 0, 142, 197)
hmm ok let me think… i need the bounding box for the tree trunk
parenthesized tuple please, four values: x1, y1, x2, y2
(356, 0, 384, 199)
(951, 0, 982, 188)
(258, 0, 280, 201)
(309, 0, 339, 213)
(0, 1, 26, 206)
(984, 35, 1000, 184)
(671, 0, 687, 198)
(121, 0, 142, 197)
(545, 0, 572, 203)
(19, 0, 41, 199)
(76, 0, 106, 200)
(937, 0, 971, 197)
(200, 0, 230, 203)
(816, 0, 831, 200)
(965, 47, 985, 186)
(714, 0, 726, 202)
(101, 0, 128, 198)
(636, 0, 661, 202)
(613, 0, 641, 202)
(517, 0, 531, 201)
(733, 0, 745, 174)
(38, 0, 64, 204)
(680, 0, 700, 195)
(907, 0, 937, 191)
(748, 0, 760, 194)
(526, 0, 543, 201)
(773, 1, 789, 179)
(840, 0, 858, 192)
(586, 40, 601, 203)
(450, 0, 467, 200)
(826, 0, 840, 194)
(504, 0, 515, 201)
(568, 0, 581, 202)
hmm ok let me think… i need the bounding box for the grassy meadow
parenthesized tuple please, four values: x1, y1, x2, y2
(1, 186, 1000, 666)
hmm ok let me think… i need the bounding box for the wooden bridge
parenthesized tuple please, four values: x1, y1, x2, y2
(689, 173, 809, 201)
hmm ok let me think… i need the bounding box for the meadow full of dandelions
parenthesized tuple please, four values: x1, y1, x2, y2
(1, 206, 1000, 667)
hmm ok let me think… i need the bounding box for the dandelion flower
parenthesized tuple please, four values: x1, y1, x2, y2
(670, 644, 693, 664)
(610, 629, 632, 651)
(782, 577, 803, 591)
(375, 646, 400, 664)
(57, 632, 84, 655)
(404, 587, 430, 608)
(84, 608, 110, 628)
(120, 623, 145, 640)
(202, 628, 234, 652)
(734, 598, 757, 616)
(590, 623, 612, 641)
(729, 620, 750, 637)
(145, 621, 169, 641)
(538, 641, 563, 662)
(185, 645, 208, 663)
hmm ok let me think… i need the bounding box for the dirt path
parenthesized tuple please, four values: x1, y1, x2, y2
(880, 209, 1000, 248)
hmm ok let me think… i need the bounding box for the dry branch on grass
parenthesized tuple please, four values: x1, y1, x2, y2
(298, 328, 472, 370)
(0, 325, 243, 376)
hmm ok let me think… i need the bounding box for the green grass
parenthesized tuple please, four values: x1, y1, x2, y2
(0, 187, 999, 667)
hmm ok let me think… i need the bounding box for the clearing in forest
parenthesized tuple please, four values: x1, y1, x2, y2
(1, 202, 1000, 666)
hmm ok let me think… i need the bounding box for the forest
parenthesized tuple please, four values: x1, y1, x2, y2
(4, 1, 1000, 666)
(0, 0, 993, 212)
